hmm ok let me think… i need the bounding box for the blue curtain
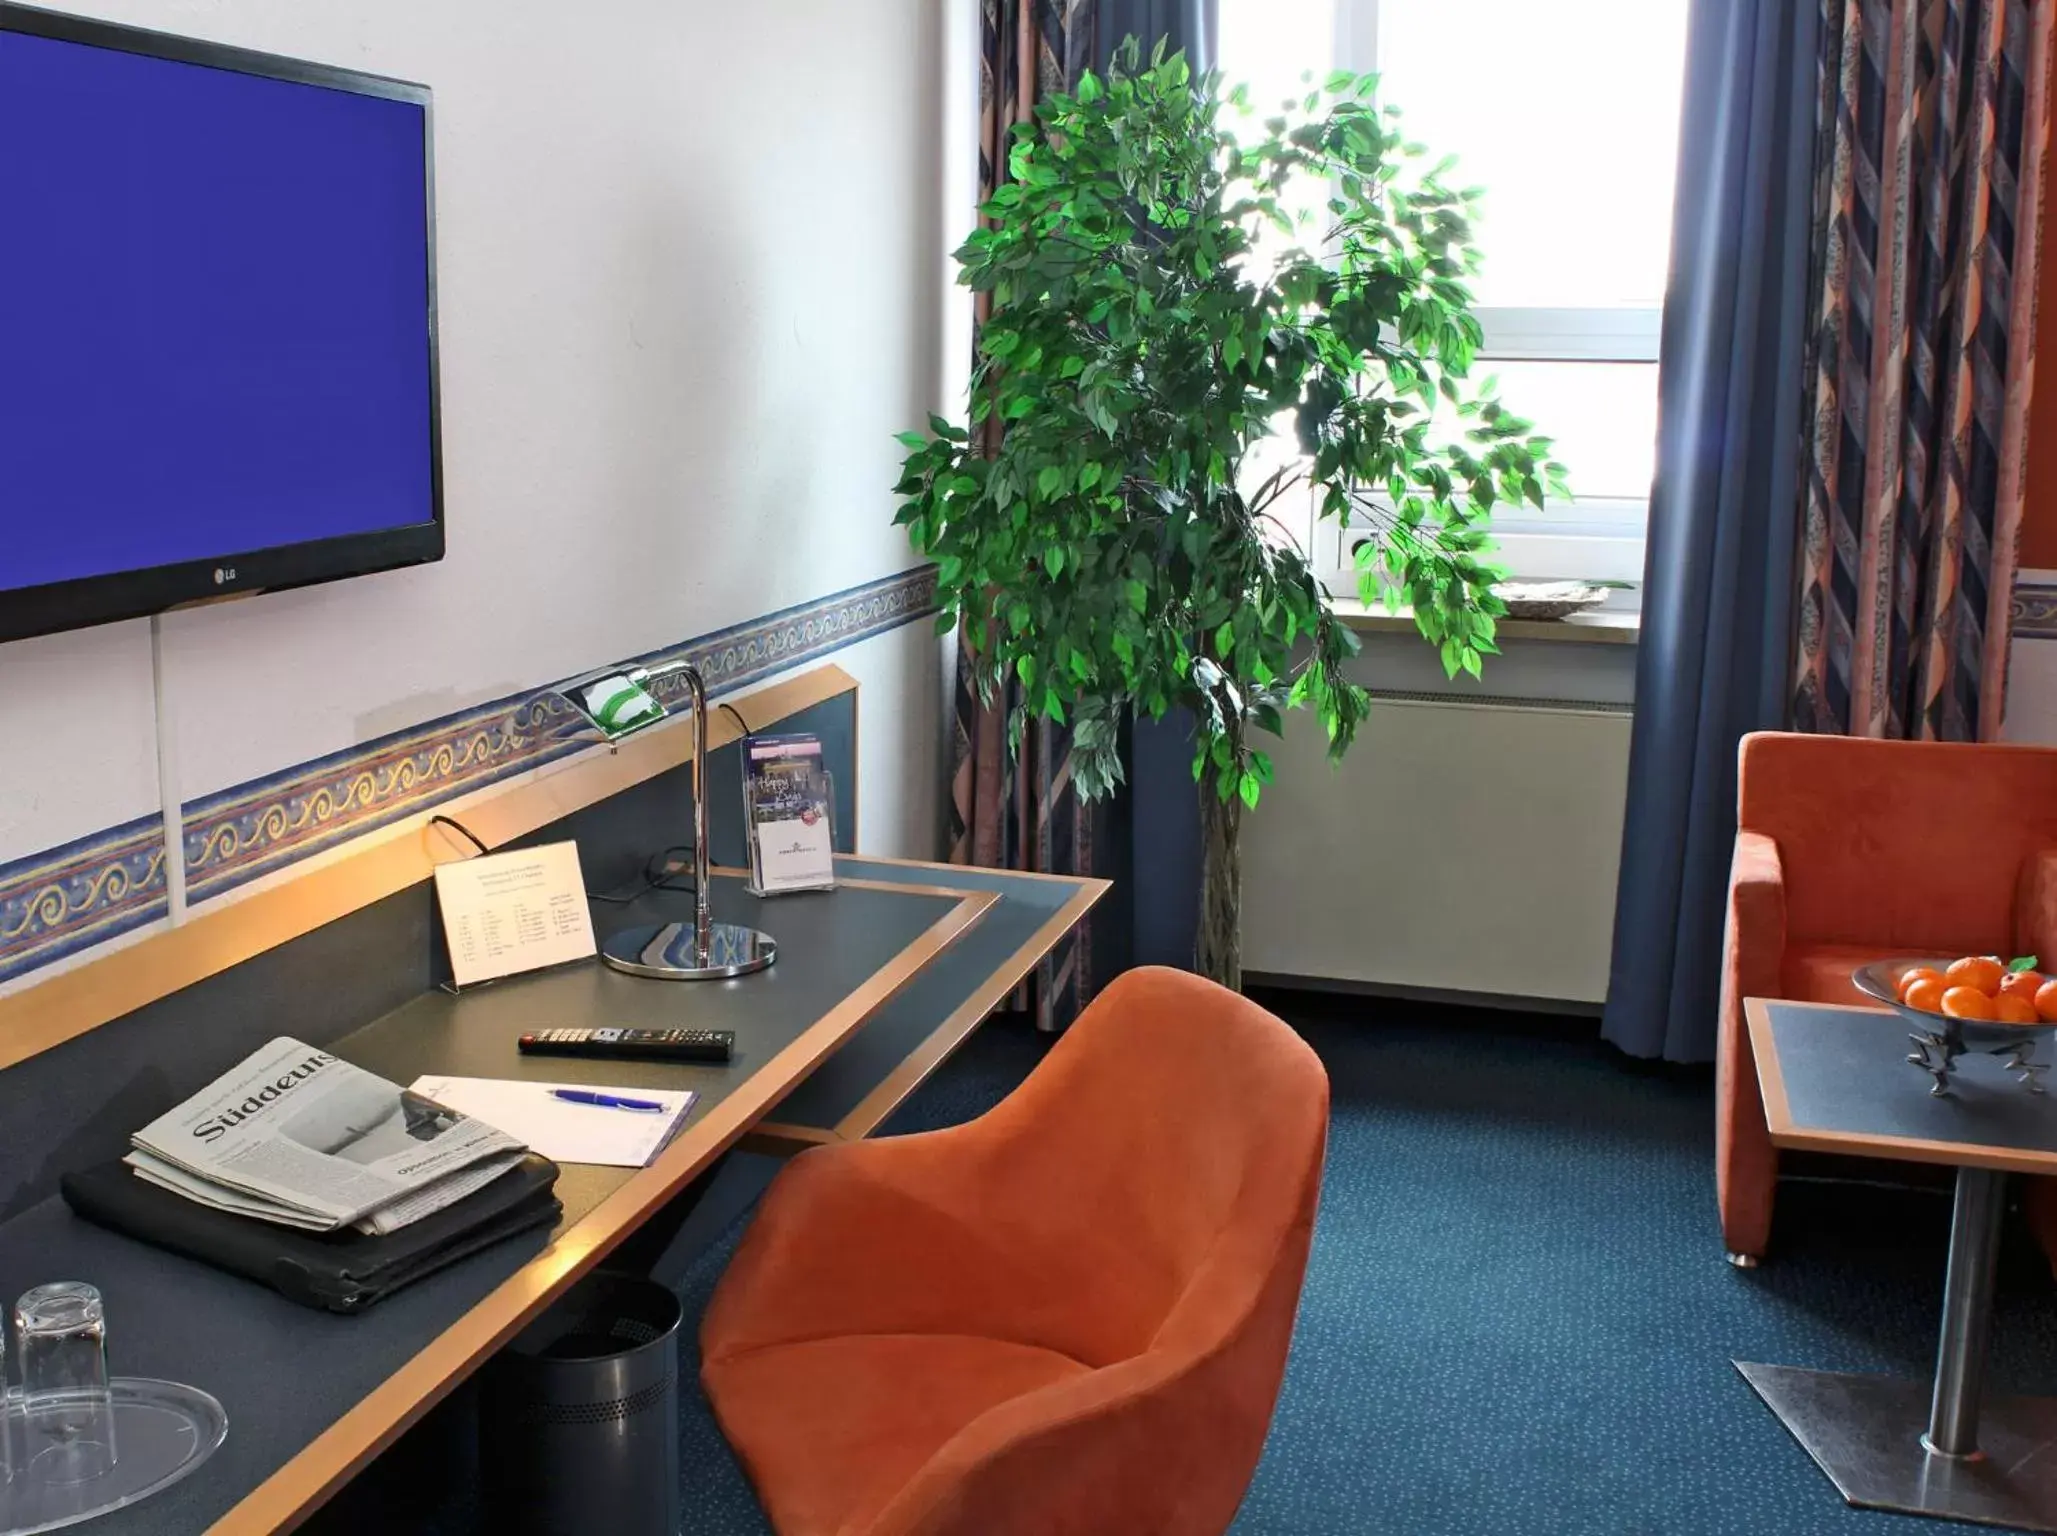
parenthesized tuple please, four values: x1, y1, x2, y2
(1104, 0, 1216, 976)
(1097, 0, 1215, 71)
(1600, 0, 1820, 1062)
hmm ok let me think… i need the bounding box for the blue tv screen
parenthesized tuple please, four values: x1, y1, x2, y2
(0, 6, 440, 642)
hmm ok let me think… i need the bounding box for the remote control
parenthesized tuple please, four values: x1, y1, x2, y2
(517, 1027, 735, 1064)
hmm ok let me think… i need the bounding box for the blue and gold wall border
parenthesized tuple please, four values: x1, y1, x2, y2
(183, 566, 940, 902)
(0, 819, 168, 984)
(0, 566, 937, 984)
(2013, 580, 2057, 640)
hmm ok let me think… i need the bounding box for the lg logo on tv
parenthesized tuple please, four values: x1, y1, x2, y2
(213, 567, 237, 586)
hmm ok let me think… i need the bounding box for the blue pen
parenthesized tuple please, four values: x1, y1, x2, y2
(548, 1088, 666, 1113)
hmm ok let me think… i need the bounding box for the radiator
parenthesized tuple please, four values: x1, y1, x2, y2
(1241, 692, 1634, 1006)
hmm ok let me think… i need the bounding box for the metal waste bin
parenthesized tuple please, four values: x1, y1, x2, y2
(480, 1271, 683, 1536)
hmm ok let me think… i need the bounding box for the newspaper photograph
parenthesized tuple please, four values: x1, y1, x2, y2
(128, 1038, 525, 1233)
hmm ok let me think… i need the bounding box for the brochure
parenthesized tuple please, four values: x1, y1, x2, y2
(742, 734, 837, 895)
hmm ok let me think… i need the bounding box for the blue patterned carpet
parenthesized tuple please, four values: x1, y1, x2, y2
(673, 995, 2057, 1536)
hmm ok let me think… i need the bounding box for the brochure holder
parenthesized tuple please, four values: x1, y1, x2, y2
(741, 734, 838, 897)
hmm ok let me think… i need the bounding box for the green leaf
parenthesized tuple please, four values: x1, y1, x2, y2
(894, 429, 928, 449)
(1238, 773, 1261, 810)
(1016, 654, 1037, 687)
(1037, 464, 1064, 498)
(2012, 956, 2041, 973)
(1044, 545, 1066, 577)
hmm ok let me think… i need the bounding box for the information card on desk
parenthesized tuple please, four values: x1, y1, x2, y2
(434, 841, 597, 987)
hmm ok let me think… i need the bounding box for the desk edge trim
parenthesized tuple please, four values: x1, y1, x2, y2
(205, 881, 997, 1535)
(0, 666, 859, 1072)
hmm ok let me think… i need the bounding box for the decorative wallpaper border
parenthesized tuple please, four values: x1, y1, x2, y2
(0, 818, 167, 985)
(2012, 580, 2057, 640)
(0, 566, 938, 983)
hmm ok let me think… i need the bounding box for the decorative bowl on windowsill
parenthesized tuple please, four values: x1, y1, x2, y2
(1491, 581, 1610, 621)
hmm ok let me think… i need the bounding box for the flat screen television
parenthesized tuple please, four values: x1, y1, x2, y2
(0, 4, 440, 645)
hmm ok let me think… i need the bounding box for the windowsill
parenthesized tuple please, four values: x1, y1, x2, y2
(1328, 598, 1641, 647)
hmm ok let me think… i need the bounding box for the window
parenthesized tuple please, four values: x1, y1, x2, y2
(1218, 0, 1690, 590)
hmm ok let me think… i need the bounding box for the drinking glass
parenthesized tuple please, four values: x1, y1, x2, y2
(0, 1311, 12, 1489)
(15, 1282, 116, 1485)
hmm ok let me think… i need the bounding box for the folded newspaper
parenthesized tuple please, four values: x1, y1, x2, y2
(126, 1038, 527, 1236)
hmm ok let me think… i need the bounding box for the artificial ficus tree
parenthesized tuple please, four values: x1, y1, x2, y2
(894, 40, 1567, 990)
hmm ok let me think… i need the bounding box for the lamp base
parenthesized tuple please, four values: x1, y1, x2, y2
(599, 921, 776, 980)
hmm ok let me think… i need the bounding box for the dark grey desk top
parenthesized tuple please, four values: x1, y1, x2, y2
(768, 859, 1093, 1133)
(1751, 999, 2057, 1174)
(0, 871, 988, 1534)
(345, 877, 964, 1226)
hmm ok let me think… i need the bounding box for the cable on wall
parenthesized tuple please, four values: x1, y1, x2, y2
(149, 614, 189, 925)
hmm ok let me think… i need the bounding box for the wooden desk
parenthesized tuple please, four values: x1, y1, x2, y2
(1738, 998, 2057, 1534)
(0, 857, 1104, 1535)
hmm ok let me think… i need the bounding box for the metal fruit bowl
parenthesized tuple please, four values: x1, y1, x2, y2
(1492, 581, 1609, 621)
(1851, 958, 2054, 1094)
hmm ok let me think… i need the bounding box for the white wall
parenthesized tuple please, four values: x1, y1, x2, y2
(0, 0, 959, 868)
(2005, 569, 2057, 746)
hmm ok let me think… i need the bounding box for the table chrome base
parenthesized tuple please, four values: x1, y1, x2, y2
(600, 922, 776, 980)
(1737, 1362, 2057, 1533)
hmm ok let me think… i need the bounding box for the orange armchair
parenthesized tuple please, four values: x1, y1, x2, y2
(699, 967, 1329, 1536)
(1719, 732, 2057, 1264)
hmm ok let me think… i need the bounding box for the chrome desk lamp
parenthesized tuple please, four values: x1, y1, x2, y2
(551, 660, 775, 981)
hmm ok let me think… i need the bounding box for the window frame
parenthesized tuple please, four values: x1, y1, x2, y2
(1291, 0, 1665, 593)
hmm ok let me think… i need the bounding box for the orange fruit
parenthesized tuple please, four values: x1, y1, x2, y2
(1946, 956, 2005, 996)
(2001, 969, 2047, 1003)
(1943, 986, 1997, 1021)
(1994, 994, 2041, 1025)
(1904, 977, 1948, 1014)
(2036, 978, 2057, 1023)
(1899, 966, 1946, 1001)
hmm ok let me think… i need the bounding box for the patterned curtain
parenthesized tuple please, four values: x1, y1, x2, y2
(950, 0, 1113, 1032)
(1791, 0, 2053, 740)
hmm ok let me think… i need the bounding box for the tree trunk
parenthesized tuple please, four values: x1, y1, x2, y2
(1196, 759, 1244, 992)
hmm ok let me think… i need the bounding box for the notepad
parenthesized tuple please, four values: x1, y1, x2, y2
(409, 1075, 696, 1168)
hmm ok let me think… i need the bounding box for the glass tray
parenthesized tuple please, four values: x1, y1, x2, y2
(0, 1379, 226, 1536)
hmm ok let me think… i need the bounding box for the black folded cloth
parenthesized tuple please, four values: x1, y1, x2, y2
(61, 1153, 561, 1314)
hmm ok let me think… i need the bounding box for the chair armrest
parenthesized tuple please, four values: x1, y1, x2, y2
(1726, 831, 1786, 1006)
(2016, 849, 2057, 968)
